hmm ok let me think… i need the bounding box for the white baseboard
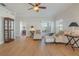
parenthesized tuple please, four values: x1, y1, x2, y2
(0, 41, 4, 45)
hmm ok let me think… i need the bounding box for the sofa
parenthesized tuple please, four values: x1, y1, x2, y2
(44, 31, 68, 43)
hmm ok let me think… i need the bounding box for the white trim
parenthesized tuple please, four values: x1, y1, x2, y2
(0, 41, 4, 45)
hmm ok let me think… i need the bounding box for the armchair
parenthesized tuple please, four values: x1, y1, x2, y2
(33, 30, 41, 40)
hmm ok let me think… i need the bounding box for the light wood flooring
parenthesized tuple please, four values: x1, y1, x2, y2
(0, 37, 79, 56)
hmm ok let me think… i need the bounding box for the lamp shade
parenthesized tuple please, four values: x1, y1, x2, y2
(69, 22, 78, 27)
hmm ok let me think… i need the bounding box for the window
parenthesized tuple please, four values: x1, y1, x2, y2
(56, 19, 63, 33)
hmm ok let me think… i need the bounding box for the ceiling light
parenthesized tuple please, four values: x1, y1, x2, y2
(33, 6, 39, 11)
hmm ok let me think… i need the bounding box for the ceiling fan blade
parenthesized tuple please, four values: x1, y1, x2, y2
(28, 8, 33, 10)
(38, 3, 41, 5)
(0, 3, 6, 6)
(39, 6, 46, 9)
(28, 3, 34, 6)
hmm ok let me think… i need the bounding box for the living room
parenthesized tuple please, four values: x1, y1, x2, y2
(0, 3, 79, 56)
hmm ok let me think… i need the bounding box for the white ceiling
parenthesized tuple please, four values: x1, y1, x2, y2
(5, 3, 72, 18)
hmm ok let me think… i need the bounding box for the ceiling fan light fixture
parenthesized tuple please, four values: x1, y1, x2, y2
(28, 3, 46, 12)
(33, 6, 39, 11)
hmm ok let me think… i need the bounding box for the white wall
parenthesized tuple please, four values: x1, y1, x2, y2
(0, 5, 15, 44)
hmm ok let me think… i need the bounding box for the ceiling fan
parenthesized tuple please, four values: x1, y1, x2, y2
(28, 3, 46, 12)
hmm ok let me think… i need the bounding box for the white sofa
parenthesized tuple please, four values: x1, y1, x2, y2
(53, 34, 68, 43)
(45, 31, 68, 43)
(45, 35, 55, 43)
